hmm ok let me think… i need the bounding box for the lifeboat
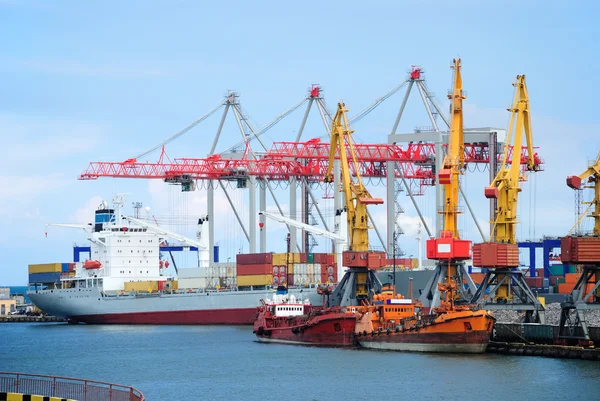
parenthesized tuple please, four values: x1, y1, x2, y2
(83, 260, 102, 269)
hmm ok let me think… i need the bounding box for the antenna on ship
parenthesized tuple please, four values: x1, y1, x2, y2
(113, 194, 126, 223)
(132, 202, 143, 218)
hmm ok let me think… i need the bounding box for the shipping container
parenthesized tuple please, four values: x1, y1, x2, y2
(470, 273, 485, 285)
(472, 243, 519, 267)
(237, 264, 272, 276)
(178, 277, 207, 289)
(272, 253, 287, 265)
(237, 274, 272, 287)
(307, 253, 314, 263)
(124, 281, 159, 292)
(565, 273, 580, 284)
(236, 253, 273, 265)
(28, 263, 63, 274)
(300, 253, 308, 263)
(558, 283, 575, 294)
(561, 236, 600, 263)
(28, 272, 61, 284)
(327, 254, 335, 265)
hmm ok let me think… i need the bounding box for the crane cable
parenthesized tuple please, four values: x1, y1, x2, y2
(134, 102, 225, 160)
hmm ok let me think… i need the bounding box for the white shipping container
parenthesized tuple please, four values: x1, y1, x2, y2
(178, 267, 204, 278)
(314, 264, 321, 276)
(178, 277, 207, 289)
(226, 266, 236, 277)
(307, 264, 314, 276)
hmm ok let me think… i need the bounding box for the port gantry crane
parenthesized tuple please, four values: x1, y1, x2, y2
(420, 59, 477, 310)
(470, 75, 545, 323)
(323, 103, 387, 306)
(558, 153, 600, 346)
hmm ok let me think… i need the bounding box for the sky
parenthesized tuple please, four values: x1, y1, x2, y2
(1, 0, 599, 285)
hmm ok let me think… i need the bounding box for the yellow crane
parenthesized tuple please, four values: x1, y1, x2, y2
(324, 103, 386, 305)
(471, 75, 545, 323)
(438, 58, 466, 240)
(422, 59, 474, 309)
(558, 153, 600, 346)
(567, 153, 600, 235)
(486, 75, 539, 244)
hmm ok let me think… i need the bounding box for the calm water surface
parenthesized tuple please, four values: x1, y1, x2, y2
(2, 323, 599, 401)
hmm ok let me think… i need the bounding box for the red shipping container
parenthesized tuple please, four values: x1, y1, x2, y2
(427, 238, 471, 261)
(237, 263, 272, 275)
(314, 253, 328, 264)
(561, 236, 600, 263)
(525, 277, 543, 288)
(473, 243, 518, 267)
(236, 253, 273, 265)
(327, 254, 335, 265)
(343, 252, 368, 267)
(300, 253, 308, 263)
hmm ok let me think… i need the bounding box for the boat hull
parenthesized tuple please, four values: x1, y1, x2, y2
(358, 330, 490, 353)
(28, 286, 323, 325)
(254, 311, 357, 347)
(355, 309, 494, 354)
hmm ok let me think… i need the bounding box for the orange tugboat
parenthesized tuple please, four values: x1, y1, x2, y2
(355, 280, 495, 353)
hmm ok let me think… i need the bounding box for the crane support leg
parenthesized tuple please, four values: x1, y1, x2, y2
(208, 181, 215, 265)
(327, 268, 383, 307)
(557, 265, 600, 346)
(470, 269, 546, 323)
(419, 262, 476, 310)
(259, 180, 266, 253)
(289, 177, 297, 251)
(249, 177, 256, 253)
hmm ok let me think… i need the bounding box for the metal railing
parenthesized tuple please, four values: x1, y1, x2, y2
(0, 372, 144, 401)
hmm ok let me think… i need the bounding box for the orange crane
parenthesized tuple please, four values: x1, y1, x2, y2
(324, 103, 387, 306)
(558, 153, 600, 346)
(420, 59, 476, 310)
(470, 75, 545, 323)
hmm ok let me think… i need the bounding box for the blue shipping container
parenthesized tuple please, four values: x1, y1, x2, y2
(61, 263, 69, 273)
(29, 272, 62, 284)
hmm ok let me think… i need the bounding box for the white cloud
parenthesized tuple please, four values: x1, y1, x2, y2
(0, 174, 70, 202)
(0, 113, 107, 169)
(69, 196, 104, 225)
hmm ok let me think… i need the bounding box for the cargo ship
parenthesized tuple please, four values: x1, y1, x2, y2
(27, 198, 325, 325)
(355, 281, 495, 353)
(253, 288, 357, 346)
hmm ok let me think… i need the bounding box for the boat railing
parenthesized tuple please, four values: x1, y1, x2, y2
(0, 371, 145, 401)
(102, 283, 320, 298)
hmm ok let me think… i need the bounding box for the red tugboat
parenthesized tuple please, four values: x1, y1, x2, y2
(253, 289, 357, 347)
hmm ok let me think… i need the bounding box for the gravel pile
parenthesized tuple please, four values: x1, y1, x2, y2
(489, 302, 600, 327)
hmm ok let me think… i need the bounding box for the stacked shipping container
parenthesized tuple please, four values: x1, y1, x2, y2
(28, 263, 75, 285)
(236, 253, 273, 287)
(236, 253, 337, 288)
